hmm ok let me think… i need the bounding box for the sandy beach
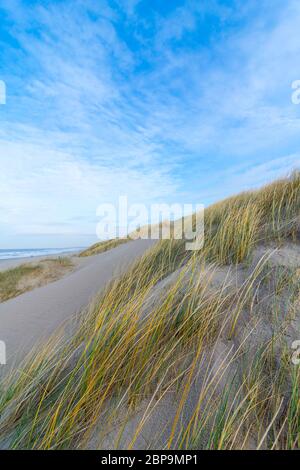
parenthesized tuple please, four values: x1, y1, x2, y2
(0, 239, 154, 370)
(0, 250, 81, 272)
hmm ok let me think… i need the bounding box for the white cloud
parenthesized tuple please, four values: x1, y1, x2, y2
(0, 136, 177, 238)
(1, 0, 300, 246)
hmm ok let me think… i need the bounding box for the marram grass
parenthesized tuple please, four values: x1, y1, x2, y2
(79, 238, 131, 257)
(0, 172, 299, 449)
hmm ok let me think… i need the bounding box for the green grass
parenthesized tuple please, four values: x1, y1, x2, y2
(82, 171, 300, 265)
(0, 257, 74, 302)
(202, 171, 300, 265)
(49, 256, 73, 267)
(0, 247, 245, 449)
(0, 173, 299, 449)
(0, 265, 41, 302)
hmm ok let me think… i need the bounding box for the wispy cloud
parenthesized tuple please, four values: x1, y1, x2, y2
(0, 0, 300, 247)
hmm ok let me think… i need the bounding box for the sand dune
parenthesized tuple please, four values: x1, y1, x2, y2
(0, 174, 299, 450)
(0, 239, 154, 369)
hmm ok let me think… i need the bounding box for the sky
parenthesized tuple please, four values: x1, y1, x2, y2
(0, 0, 300, 248)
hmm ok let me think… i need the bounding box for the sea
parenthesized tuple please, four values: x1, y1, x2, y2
(0, 247, 84, 261)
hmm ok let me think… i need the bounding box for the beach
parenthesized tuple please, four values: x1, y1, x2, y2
(0, 250, 82, 271)
(0, 239, 154, 371)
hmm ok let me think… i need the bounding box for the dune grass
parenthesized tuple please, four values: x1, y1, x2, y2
(0, 173, 299, 449)
(203, 171, 300, 265)
(0, 257, 73, 302)
(0, 245, 247, 449)
(52, 256, 73, 267)
(0, 265, 42, 302)
(81, 172, 300, 265)
(79, 238, 131, 257)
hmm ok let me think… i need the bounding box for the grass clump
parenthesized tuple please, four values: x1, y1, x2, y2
(79, 238, 131, 257)
(0, 265, 41, 302)
(203, 171, 300, 265)
(0, 246, 247, 449)
(206, 202, 261, 264)
(80, 172, 300, 265)
(54, 256, 73, 267)
(0, 257, 74, 302)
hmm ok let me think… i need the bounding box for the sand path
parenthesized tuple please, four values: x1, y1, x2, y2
(0, 239, 154, 369)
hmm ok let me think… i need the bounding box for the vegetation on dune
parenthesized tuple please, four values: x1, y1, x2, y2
(0, 173, 299, 449)
(0, 257, 73, 302)
(81, 172, 300, 264)
(203, 171, 300, 264)
(79, 238, 131, 257)
(0, 265, 42, 302)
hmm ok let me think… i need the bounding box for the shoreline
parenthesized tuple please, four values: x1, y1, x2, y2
(0, 250, 81, 271)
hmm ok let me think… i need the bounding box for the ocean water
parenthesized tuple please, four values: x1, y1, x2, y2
(0, 247, 84, 261)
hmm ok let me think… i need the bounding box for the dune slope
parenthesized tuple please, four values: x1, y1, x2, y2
(0, 239, 154, 368)
(0, 173, 299, 450)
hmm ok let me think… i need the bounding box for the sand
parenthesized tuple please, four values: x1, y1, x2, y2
(0, 239, 154, 370)
(86, 242, 300, 449)
(0, 250, 80, 272)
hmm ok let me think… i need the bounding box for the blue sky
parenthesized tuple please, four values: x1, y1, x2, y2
(0, 0, 300, 248)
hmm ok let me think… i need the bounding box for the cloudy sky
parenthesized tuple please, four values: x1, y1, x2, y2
(0, 0, 300, 248)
